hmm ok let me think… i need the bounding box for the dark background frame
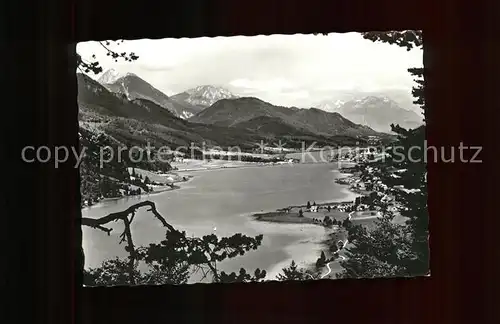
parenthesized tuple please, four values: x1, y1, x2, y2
(2, 0, 498, 323)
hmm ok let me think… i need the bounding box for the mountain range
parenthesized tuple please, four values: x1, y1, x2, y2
(79, 71, 389, 151)
(96, 69, 421, 133)
(78, 71, 401, 202)
(189, 97, 377, 139)
(79, 73, 262, 150)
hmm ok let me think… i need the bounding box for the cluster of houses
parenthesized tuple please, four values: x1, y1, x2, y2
(330, 147, 418, 223)
(275, 158, 300, 165)
(367, 136, 382, 145)
(299, 162, 404, 223)
(302, 199, 386, 215)
(332, 203, 355, 213)
(331, 147, 390, 164)
(303, 201, 358, 214)
(337, 169, 391, 194)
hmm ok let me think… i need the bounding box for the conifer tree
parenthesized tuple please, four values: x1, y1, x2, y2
(315, 251, 327, 269)
(337, 30, 429, 278)
(276, 260, 317, 281)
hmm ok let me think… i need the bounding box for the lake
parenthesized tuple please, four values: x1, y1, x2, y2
(82, 152, 356, 281)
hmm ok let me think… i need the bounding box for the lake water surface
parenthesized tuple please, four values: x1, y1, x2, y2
(82, 153, 356, 281)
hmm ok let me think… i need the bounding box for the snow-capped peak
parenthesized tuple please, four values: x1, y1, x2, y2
(315, 99, 345, 112)
(357, 95, 393, 104)
(188, 85, 234, 97)
(182, 85, 238, 107)
(98, 69, 139, 84)
(355, 96, 404, 111)
(98, 69, 124, 84)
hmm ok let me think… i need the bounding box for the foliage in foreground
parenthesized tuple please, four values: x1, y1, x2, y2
(276, 260, 320, 281)
(82, 202, 267, 285)
(81, 199, 334, 285)
(336, 30, 429, 279)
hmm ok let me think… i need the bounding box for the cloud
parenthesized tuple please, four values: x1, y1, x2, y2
(229, 78, 297, 92)
(138, 64, 175, 72)
(283, 90, 309, 99)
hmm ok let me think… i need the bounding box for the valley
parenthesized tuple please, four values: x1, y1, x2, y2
(77, 71, 397, 207)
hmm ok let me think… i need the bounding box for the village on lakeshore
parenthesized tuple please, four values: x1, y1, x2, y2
(252, 141, 409, 234)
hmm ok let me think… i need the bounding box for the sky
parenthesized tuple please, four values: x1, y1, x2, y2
(77, 32, 423, 108)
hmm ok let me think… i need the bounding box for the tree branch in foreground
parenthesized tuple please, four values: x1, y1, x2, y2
(82, 201, 265, 285)
(81, 200, 176, 234)
(81, 200, 177, 284)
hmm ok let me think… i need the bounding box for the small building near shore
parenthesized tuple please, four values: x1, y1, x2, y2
(357, 204, 368, 211)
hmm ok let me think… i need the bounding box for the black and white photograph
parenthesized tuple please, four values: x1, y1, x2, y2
(75, 31, 428, 286)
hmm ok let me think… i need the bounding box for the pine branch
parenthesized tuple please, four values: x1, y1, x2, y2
(81, 200, 176, 233)
(82, 200, 177, 282)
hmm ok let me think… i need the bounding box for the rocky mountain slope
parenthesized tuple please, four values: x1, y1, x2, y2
(97, 68, 124, 84)
(171, 85, 239, 109)
(78, 73, 264, 150)
(98, 70, 198, 119)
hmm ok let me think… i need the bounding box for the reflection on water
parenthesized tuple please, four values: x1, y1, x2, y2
(82, 160, 355, 280)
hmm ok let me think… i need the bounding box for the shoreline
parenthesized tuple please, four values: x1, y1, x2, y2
(81, 172, 194, 210)
(172, 161, 298, 173)
(251, 198, 354, 226)
(82, 160, 364, 281)
(250, 168, 365, 280)
(81, 160, 296, 210)
(83, 156, 356, 210)
(251, 170, 360, 226)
